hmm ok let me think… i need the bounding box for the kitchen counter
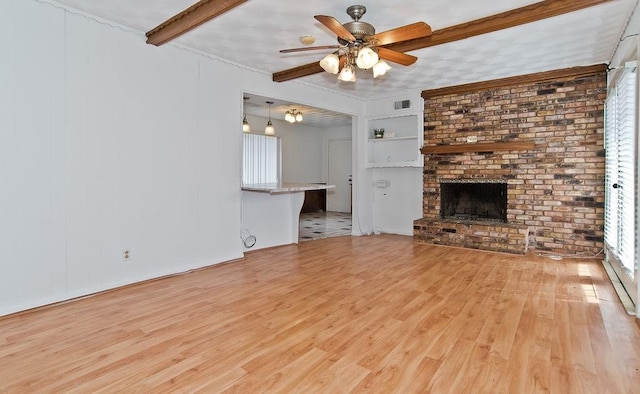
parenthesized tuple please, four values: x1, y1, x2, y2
(241, 182, 335, 194)
(241, 183, 335, 251)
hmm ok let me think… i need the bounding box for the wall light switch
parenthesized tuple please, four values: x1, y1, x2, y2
(466, 135, 478, 143)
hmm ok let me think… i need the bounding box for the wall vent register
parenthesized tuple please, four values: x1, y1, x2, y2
(394, 99, 411, 110)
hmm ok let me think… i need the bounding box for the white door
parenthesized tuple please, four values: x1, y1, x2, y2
(327, 139, 352, 213)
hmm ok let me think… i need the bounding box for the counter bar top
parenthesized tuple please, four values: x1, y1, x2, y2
(241, 183, 335, 194)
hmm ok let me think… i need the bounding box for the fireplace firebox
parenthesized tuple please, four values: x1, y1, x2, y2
(440, 180, 507, 222)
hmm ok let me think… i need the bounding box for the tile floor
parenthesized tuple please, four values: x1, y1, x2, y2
(299, 211, 352, 241)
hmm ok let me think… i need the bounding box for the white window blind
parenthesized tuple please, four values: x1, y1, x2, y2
(604, 66, 637, 274)
(605, 93, 619, 247)
(242, 133, 280, 185)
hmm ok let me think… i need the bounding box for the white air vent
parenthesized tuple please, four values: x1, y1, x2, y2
(394, 99, 411, 110)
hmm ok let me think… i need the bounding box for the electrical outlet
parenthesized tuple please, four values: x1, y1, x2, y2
(466, 135, 478, 143)
(122, 249, 131, 262)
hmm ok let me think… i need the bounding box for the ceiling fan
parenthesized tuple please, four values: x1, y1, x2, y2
(279, 5, 432, 82)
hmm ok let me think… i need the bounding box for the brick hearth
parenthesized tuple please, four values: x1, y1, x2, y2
(414, 68, 606, 255)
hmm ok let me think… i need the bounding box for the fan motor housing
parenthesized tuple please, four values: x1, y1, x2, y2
(343, 21, 375, 38)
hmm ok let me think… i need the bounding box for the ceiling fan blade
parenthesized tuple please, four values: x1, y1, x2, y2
(280, 45, 341, 54)
(370, 22, 432, 46)
(146, 0, 247, 46)
(315, 15, 356, 42)
(377, 47, 417, 66)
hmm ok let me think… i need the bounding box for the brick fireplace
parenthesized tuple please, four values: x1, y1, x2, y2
(413, 66, 606, 255)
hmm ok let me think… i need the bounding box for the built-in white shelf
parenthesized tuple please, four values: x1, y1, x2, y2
(367, 114, 422, 168)
(368, 136, 418, 142)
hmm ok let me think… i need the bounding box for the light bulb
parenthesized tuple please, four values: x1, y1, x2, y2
(356, 47, 379, 69)
(337, 64, 356, 82)
(372, 60, 391, 78)
(319, 54, 340, 74)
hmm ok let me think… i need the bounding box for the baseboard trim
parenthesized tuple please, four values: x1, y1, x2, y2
(601, 259, 636, 315)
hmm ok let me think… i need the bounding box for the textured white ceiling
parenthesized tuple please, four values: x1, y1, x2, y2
(47, 0, 635, 124)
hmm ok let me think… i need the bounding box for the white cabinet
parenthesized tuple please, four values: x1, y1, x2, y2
(367, 114, 422, 167)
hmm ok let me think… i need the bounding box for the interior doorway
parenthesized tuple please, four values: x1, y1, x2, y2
(328, 139, 352, 213)
(299, 138, 352, 241)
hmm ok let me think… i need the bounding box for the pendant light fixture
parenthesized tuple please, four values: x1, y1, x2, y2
(284, 108, 303, 123)
(242, 97, 250, 133)
(264, 101, 275, 135)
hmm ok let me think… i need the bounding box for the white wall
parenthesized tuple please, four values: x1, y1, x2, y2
(365, 92, 425, 235)
(0, 0, 365, 316)
(372, 168, 423, 235)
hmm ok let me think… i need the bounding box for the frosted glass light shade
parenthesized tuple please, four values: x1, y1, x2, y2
(372, 60, 391, 78)
(242, 117, 250, 132)
(295, 112, 303, 122)
(337, 64, 356, 82)
(265, 120, 275, 135)
(319, 54, 340, 74)
(356, 47, 379, 69)
(285, 112, 295, 123)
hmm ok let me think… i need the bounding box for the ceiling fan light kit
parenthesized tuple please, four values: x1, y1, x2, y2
(279, 5, 431, 83)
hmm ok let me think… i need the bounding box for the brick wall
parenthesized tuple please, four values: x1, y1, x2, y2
(419, 71, 606, 254)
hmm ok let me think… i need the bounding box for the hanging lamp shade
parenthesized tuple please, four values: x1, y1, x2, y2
(242, 97, 250, 132)
(242, 116, 250, 132)
(356, 47, 379, 69)
(372, 60, 391, 78)
(319, 54, 340, 74)
(265, 120, 275, 135)
(337, 63, 356, 82)
(265, 101, 275, 135)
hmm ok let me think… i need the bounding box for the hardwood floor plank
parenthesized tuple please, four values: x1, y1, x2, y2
(490, 294, 527, 360)
(1, 235, 639, 392)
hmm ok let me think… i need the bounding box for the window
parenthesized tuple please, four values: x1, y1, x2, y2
(242, 133, 281, 185)
(604, 62, 637, 304)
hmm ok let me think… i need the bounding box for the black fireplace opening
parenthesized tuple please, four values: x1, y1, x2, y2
(440, 181, 507, 222)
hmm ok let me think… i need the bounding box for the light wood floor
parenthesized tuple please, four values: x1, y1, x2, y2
(1, 235, 639, 393)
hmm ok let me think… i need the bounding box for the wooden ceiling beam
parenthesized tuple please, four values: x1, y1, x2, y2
(273, 62, 325, 83)
(385, 0, 612, 53)
(422, 64, 607, 99)
(272, 0, 612, 83)
(146, 0, 247, 46)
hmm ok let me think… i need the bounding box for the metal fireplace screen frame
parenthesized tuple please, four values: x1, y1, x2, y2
(440, 179, 507, 222)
